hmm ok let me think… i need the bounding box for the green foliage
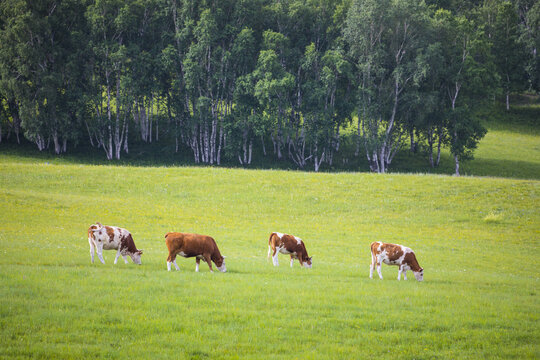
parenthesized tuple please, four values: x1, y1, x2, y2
(0, 0, 537, 174)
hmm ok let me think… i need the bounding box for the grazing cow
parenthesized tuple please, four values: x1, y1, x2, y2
(87, 222, 143, 265)
(165, 232, 226, 273)
(267, 232, 312, 268)
(370, 242, 423, 281)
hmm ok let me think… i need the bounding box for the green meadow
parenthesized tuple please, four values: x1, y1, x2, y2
(0, 112, 539, 359)
(0, 162, 538, 359)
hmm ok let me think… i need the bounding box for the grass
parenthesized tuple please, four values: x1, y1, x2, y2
(0, 155, 538, 359)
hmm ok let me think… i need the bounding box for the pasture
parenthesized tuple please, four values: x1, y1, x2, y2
(0, 153, 538, 359)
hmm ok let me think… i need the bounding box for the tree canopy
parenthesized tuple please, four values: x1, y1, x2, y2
(0, 0, 536, 174)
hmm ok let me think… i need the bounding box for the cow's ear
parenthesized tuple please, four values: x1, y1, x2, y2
(222, 255, 227, 259)
(138, 250, 143, 255)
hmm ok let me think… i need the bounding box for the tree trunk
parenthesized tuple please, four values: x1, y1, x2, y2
(410, 128, 416, 153)
(454, 154, 460, 176)
(436, 127, 443, 167)
(261, 135, 267, 156)
(85, 119, 95, 147)
(124, 120, 129, 154)
(428, 127, 434, 168)
(248, 139, 252, 165)
(149, 98, 153, 143)
(53, 131, 61, 155)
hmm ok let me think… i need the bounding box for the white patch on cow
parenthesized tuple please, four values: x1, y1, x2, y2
(294, 236, 302, 245)
(275, 232, 284, 239)
(278, 247, 292, 255)
(195, 262, 199, 272)
(173, 260, 180, 271)
(167, 262, 171, 271)
(303, 261, 312, 269)
(217, 264, 227, 273)
(179, 251, 188, 257)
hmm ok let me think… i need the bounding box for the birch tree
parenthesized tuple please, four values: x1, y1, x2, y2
(345, 0, 429, 173)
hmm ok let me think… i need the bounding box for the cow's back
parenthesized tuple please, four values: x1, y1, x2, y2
(166, 232, 218, 256)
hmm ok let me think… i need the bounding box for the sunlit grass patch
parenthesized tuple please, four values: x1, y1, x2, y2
(483, 211, 504, 223)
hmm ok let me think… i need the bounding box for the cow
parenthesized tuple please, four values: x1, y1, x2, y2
(165, 232, 226, 273)
(87, 222, 143, 265)
(267, 232, 312, 268)
(370, 241, 423, 281)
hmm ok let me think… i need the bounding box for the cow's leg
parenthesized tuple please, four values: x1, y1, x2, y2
(167, 253, 176, 271)
(96, 248, 105, 264)
(267, 246, 272, 261)
(369, 252, 376, 279)
(375, 256, 383, 279)
(290, 255, 294, 268)
(89, 239, 95, 264)
(122, 255, 129, 264)
(272, 247, 280, 266)
(173, 259, 180, 271)
(195, 258, 200, 272)
(114, 249, 122, 264)
(203, 253, 213, 272)
(402, 268, 407, 280)
(398, 266, 402, 281)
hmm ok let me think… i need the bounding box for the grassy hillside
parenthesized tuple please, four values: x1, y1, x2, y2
(0, 155, 538, 359)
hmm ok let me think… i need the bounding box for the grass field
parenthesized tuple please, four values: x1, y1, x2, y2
(0, 155, 538, 359)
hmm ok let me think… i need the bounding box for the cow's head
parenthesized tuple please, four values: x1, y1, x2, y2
(303, 256, 312, 268)
(215, 256, 227, 273)
(414, 268, 424, 282)
(129, 250, 143, 265)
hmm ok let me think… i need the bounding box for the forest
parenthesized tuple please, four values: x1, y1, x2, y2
(0, 0, 538, 174)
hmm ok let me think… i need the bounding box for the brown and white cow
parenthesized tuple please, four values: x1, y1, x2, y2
(370, 242, 423, 281)
(267, 232, 312, 268)
(165, 232, 226, 273)
(87, 222, 143, 265)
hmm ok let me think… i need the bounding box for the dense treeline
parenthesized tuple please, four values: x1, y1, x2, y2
(0, 0, 538, 173)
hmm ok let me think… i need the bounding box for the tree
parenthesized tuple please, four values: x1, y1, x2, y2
(516, 0, 540, 92)
(253, 32, 295, 160)
(344, 0, 430, 173)
(492, 1, 527, 109)
(0, 0, 88, 153)
(87, 0, 131, 159)
(433, 9, 491, 175)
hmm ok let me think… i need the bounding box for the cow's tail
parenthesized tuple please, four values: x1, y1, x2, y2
(268, 232, 276, 245)
(267, 233, 275, 260)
